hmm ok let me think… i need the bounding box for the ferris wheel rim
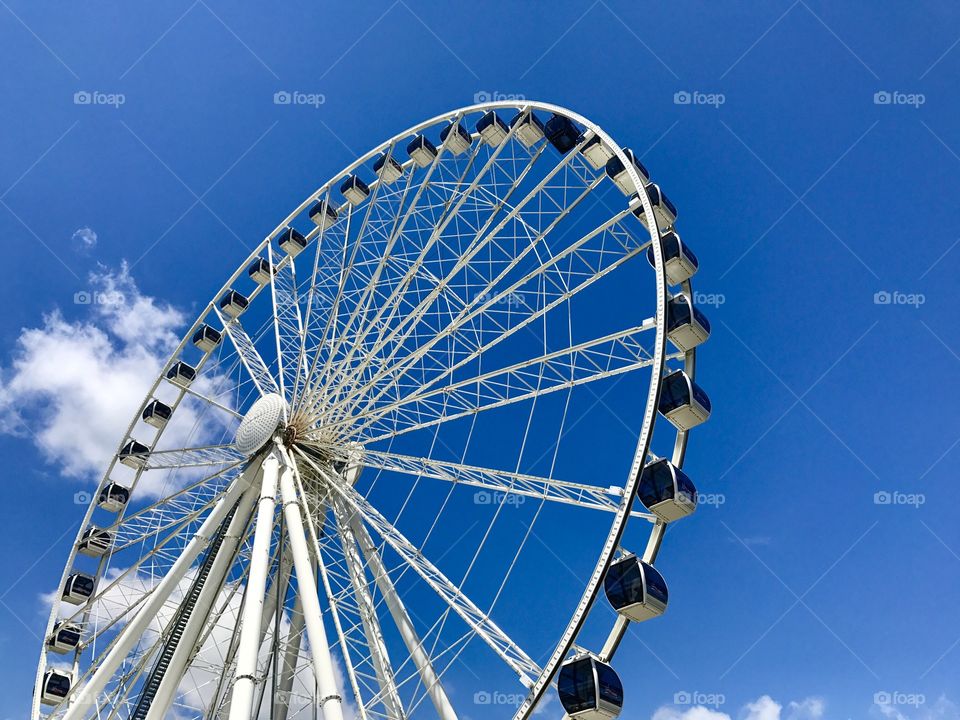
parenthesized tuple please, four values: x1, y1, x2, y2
(32, 99, 697, 720)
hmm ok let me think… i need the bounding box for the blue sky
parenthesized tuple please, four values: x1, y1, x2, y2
(0, 2, 959, 719)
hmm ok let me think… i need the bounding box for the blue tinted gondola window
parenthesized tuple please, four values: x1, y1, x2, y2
(605, 559, 645, 609)
(692, 384, 712, 412)
(675, 469, 697, 504)
(667, 298, 692, 331)
(639, 461, 676, 506)
(595, 663, 624, 706)
(644, 564, 669, 604)
(558, 660, 597, 713)
(692, 306, 711, 333)
(659, 373, 689, 413)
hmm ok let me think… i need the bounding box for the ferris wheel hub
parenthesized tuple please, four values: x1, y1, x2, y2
(235, 393, 288, 455)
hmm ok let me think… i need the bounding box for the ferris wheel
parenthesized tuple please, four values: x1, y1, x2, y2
(32, 100, 712, 720)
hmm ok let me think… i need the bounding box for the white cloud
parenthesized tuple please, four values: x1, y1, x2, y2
(0, 263, 234, 496)
(652, 695, 825, 720)
(653, 705, 731, 720)
(71, 227, 98, 252)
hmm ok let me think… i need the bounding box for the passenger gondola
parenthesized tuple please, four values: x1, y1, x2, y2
(192, 324, 222, 353)
(658, 371, 711, 431)
(62, 572, 95, 604)
(142, 399, 172, 429)
(605, 149, 650, 195)
(166, 360, 197, 387)
(374, 152, 404, 183)
(476, 110, 508, 146)
(666, 294, 711, 352)
(308, 201, 338, 231)
(579, 134, 614, 170)
(545, 114, 580, 153)
(97, 482, 130, 512)
(218, 290, 249, 319)
(604, 554, 668, 622)
(47, 621, 81, 654)
(629, 186, 677, 230)
(636, 459, 697, 522)
(119, 439, 150, 469)
(510, 110, 545, 148)
(407, 134, 438, 168)
(40, 669, 72, 705)
(340, 175, 371, 205)
(247, 257, 273, 285)
(557, 656, 624, 720)
(439, 121, 472, 155)
(278, 227, 308, 256)
(645, 231, 699, 285)
(77, 526, 113, 557)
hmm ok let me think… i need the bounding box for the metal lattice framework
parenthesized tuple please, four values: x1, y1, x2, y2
(32, 100, 709, 720)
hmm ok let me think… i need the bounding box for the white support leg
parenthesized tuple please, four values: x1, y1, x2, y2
(145, 478, 261, 720)
(228, 449, 281, 720)
(349, 510, 458, 720)
(278, 455, 345, 720)
(334, 501, 405, 719)
(274, 592, 305, 720)
(63, 464, 260, 720)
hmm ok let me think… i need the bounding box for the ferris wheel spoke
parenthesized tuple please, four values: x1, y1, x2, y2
(315, 135, 586, 418)
(338, 321, 659, 440)
(342, 448, 652, 520)
(321, 195, 635, 427)
(329, 500, 406, 719)
(217, 308, 281, 398)
(141, 445, 245, 471)
(296, 447, 541, 686)
(313, 122, 457, 400)
(324, 112, 534, 404)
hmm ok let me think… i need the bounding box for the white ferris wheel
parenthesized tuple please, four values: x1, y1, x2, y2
(32, 100, 712, 720)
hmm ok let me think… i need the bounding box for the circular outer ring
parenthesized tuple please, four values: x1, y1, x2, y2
(33, 100, 689, 720)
